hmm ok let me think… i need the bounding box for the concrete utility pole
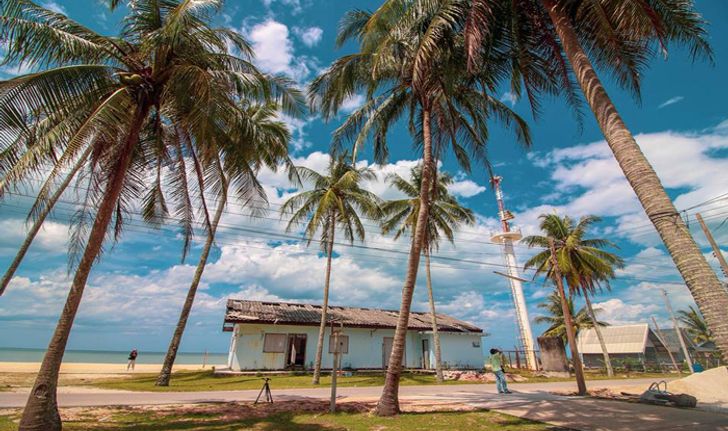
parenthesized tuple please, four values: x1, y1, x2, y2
(549, 238, 587, 395)
(696, 213, 728, 280)
(489, 176, 538, 371)
(650, 316, 681, 373)
(661, 289, 694, 373)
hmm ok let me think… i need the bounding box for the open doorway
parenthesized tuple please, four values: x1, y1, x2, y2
(382, 337, 406, 369)
(285, 334, 307, 368)
(421, 339, 431, 369)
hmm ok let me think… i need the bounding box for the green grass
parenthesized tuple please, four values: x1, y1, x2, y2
(90, 370, 480, 392)
(0, 408, 567, 431)
(87, 369, 682, 392)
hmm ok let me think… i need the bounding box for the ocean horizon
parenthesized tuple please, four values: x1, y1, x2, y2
(0, 347, 228, 365)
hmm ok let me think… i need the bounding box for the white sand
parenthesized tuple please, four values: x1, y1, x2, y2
(614, 366, 728, 412)
(0, 362, 210, 374)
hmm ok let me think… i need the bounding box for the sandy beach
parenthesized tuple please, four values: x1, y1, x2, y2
(0, 362, 220, 374)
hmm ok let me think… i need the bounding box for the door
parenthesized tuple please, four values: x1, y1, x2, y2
(285, 334, 307, 368)
(422, 339, 431, 369)
(382, 337, 406, 369)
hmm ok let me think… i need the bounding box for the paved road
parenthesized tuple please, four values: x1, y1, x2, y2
(2, 379, 726, 431)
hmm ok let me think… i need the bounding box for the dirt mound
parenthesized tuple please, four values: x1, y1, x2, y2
(667, 366, 728, 408)
(442, 370, 527, 383)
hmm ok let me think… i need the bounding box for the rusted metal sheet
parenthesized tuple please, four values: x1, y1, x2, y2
(224, 300, 482, 333)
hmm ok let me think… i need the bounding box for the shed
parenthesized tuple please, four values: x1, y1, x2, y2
(576, 324, 670, 369)
(223, 299, 485, 371)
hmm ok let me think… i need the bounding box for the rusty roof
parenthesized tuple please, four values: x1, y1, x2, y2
(223, 299, 483, 333)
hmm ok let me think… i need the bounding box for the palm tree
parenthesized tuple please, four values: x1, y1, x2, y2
(457, 0, 728, 362)
(281, 155, 380, 384)
(0, 2, 300, 429)
(523, 214, 624, 377)
(535, 291, 606, 346)
(678, 305, 713, 345)
(310, 3, 530, 415)
(380, 164, 475, 383)
(156, 104, 292, 387)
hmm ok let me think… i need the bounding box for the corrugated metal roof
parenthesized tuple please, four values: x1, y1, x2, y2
(656, 328, 696, 353)
(577, 324, 668, 354)
(223, 299, 483, 333)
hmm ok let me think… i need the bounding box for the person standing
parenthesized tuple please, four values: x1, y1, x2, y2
(127, 349, 138, 371)
(488, 348, 511, 394)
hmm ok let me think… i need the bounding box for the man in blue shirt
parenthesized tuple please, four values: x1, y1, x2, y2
(488, 348, 511, 394)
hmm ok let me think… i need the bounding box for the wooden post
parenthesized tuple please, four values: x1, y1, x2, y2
(696, 213, 728, 279)
(651, 316, 681, 373)
(330, 326, 340, 413)
(549, 238, 587, 395)
(661, 289, 694, 373)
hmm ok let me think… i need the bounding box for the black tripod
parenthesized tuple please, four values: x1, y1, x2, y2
(255, 377, 273, 404)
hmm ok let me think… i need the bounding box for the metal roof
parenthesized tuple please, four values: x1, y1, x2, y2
(223, 299, 483, 333)
(576, 324, 668, 354)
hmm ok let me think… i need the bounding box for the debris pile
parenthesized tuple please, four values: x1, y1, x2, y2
(442, 371, 527, 383)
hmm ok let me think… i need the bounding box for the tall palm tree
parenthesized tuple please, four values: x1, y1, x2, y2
(535, 290, 606, 346)
(380, 164, 475, 383)
(0, 2, 300, 429)
(156, 104, 292, 387)
(678, 305, 713, 345)
(281, 155, 380, 384)
(310, 3, 530, 415)
(523, 214, 624, 377)
(457, 0, 728, 361)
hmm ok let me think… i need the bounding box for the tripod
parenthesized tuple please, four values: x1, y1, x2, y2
(255, 377, 273, 404)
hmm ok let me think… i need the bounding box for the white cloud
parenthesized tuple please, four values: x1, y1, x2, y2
(500, 91, 517, 107)
(658, 96, 684, 109)
(0, 219, 68, 252)
(447, 179, 486, 198)
(262, 0, 305, 14)
(246, 19, 318, 82)
(42, 1, 66, 14)
(592, 298, 661, 326)
(339, 94, 365, 114)
(293, 26, 323, 47)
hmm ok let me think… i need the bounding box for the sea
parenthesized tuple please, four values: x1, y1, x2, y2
(0, 347, 228, 365)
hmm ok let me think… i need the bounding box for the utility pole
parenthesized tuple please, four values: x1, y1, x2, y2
(696, 213, 728, 280)
(549, 238, 587, 395)
(661, 289, 693, 373)
(650, 316, 681, 374)
(490, 175, 538, 371)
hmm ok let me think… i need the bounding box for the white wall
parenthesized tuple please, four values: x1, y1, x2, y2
(228, 323, 484, 370)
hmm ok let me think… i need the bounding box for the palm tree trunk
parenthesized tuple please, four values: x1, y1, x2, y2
(376, 107, 435, 416)
(18, 107, 147, 431)
(424, 250, 444, 382)
(312, 213, 336, 384)
(543, 0, 728, 364)
(0, 146, 92, 296)
(582, 291, 613, 377)
(549, 240, 587, 395)
(156, 186, 226, 386)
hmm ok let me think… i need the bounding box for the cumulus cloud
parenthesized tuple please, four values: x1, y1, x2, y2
(246, 19, 318, 82)
(339, 94, 365, 114)
(293, 26, 323, 47)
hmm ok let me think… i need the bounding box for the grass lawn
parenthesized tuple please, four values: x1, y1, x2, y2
(89, 370, 478, 392)
(90, 369, 681, 392)
(0, 403, 569, 431)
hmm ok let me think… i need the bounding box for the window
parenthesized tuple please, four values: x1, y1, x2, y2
(472, 340, 481, 348)
(328, 334, 349, 354)
(263, 333, 286, 353)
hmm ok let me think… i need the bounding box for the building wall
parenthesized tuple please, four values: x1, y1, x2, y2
(228, 323, 484, 370)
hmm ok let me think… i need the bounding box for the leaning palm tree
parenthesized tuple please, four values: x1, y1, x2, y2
(380, 164, 474, 383)
(456, 0, 728, 361)
(678, 305, 713, 345)
(535, 290, 606, 347)
(156, 104, 292, 387)
(0, 2, 300, 429)
(281, 154, 380, 384)
(310, 4, 530, 415)
(523, 214, 624, 377)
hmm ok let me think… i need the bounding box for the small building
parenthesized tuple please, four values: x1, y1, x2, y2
(223, 299, 485, 371)
(576, 324, 670, 369)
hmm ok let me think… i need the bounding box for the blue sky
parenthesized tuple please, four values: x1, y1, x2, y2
(0, 0, 727, 356)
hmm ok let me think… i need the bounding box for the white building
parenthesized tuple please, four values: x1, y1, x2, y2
(223, 299, 485, 371)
